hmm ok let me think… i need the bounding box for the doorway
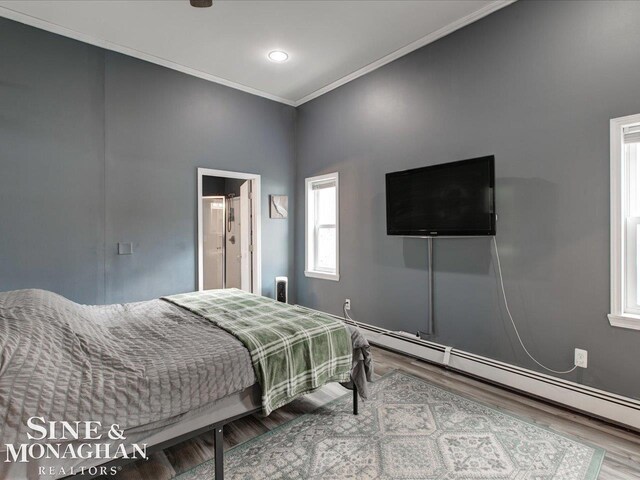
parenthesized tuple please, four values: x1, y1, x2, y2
(197, 168, 261, 293)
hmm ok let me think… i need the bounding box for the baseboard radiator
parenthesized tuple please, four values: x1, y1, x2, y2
(296, 305, 640, 432)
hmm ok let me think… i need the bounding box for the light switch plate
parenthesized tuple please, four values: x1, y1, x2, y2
(118, 242, 133, 255)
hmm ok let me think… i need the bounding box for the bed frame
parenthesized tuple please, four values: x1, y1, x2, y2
(83, 384, 358, 480)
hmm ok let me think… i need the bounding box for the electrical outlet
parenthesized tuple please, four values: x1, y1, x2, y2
(344, 299, 351, 310)
(574, 348, 588, 368)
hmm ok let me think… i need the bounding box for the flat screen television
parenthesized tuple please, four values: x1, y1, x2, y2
(386, 155, 496, 237)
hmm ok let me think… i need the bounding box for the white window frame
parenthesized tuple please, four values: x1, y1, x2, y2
(609, 113, 640, 330)
(305, 172, 340, 281)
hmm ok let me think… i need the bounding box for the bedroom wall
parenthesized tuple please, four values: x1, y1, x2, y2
(295, 0, 640, 399)
(0, 19, 106, 304)
(104, 53, 295, 303)
(0, 18, 296, 304)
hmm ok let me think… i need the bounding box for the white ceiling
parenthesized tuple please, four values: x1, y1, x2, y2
(0, 0, 513, 106)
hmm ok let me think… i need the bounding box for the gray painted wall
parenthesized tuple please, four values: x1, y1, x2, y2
(104, 52, 295, 303)
(0, 18, 296, 304)
(0, 20, 106, 304)
(295, 0, 640, 399)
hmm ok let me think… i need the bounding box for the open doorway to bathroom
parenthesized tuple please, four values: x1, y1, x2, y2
(197, 168, 261, 294)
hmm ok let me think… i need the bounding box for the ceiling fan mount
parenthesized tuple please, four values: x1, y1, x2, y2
(190, 0, 213, 7)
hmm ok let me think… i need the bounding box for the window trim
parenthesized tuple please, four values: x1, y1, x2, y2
(609, 113, 640, 330)
(305, 172, 340, 281)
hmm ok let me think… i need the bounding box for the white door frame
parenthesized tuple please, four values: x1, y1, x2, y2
(197, 168, 262, 294)
(239, 181, 252, 292)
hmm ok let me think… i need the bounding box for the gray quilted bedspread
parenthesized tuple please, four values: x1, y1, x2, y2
(0, 289, 256, 446)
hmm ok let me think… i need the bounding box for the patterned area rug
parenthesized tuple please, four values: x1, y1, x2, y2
(176, 371, 604, 479)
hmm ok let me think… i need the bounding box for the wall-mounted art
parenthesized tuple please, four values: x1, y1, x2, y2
(269, 195, 288, 219)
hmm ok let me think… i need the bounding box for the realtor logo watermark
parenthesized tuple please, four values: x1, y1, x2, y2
(4, 417, 147, 477)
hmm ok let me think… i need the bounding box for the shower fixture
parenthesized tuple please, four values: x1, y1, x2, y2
(227, 193, 236, 232)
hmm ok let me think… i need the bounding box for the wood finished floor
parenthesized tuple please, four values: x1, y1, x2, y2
(113, 346, 640, 480)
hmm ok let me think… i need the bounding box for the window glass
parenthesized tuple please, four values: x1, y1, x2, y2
(316, 227, 336, 271)
(316, 186, 336, 225)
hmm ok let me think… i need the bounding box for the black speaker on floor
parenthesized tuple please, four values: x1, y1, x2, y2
(275, 276, 288, 303)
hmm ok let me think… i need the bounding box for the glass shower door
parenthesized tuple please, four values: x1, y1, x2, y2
(203, 196, 225, 290)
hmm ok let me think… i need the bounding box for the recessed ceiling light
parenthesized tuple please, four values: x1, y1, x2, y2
(268, 51, 289, 63)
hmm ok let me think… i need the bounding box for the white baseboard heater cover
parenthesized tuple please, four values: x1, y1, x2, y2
(295, 304, 640, 432)
(361, 324, 640, 431)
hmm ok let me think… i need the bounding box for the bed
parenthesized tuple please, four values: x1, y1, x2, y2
(0, 288, 372, 480)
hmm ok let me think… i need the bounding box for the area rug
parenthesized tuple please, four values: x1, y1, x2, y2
(176, 370, 605, 479)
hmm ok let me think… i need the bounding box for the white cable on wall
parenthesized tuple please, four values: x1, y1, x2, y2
(343, 302, 364, 331)
(492, 236, 577, 375)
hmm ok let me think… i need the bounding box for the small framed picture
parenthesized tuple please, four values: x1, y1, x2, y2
(270, 195, 288, 219)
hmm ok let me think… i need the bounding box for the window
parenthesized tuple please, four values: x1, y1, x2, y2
(609, 114, 640, 330)
(305, 172, 339, 281)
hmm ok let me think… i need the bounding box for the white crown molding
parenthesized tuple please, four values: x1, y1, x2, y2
(0, 5, 297, 107)
(294, 0, 517, 106)
(0, 1, 516, 107)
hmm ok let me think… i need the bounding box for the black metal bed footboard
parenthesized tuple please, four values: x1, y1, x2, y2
(201, 384, 357, 480)
(72, 384, 358, 480)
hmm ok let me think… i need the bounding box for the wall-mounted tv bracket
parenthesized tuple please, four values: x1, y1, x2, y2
(425, 237, 435, 337)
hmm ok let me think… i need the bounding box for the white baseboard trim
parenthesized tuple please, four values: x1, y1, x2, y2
(357, 323, 640, 431)
(298, 305, 640, 431)
(294, 303, 640, 430)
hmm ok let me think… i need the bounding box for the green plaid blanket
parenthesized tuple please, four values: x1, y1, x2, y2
(162, 289, 352, 415)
